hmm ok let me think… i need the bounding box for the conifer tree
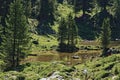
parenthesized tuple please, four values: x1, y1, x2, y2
(0, 0, 13, 17)
(67, 13, 78, 52)
(57, 0, 64, 3)
(58, 13, 78, 52)
(97, 0, 113, 11)
(100, 18, 111, 56)
(2, 0, 30, 68)
(113, 0, 120, 39)
(94, 0, 113, 36)
(38, 0, 57, 24)
(0, 0, 13, 34)
(74, 0, 94, 15)
(58, 18, 68, 51)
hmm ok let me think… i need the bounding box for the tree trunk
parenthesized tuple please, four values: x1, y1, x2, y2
(13, 0, 17, 68)
(82, 1, 86, 16)
(16, 40, 20, 67)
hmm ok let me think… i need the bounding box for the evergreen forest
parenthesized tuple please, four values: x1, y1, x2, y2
(0, 0, 120, 80)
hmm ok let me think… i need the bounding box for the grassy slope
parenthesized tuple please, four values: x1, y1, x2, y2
(75, 54, 120, 80)
(0, 54, 120, 80)
(31, 34, 58, 53)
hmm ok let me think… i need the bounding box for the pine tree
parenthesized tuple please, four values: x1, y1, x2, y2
(74, 0, 94, 15)
(57, 0, 64, 3)
(93, 0, 113, 36)
(2, 0, 30, 68)
(113, 0, 120, 39)
(67, 0, 74, 4)
(0, 17, 3, 44)
(97, 0, 113, 11)
(96, 0, 113, 22)
(0, 0, 13, 34)
(58, 13, 78, 52)
(0, 0, 13, 17)
(67, 13, 78, 52)
(38, 0, 57, 25)
(100, 18, 111, 56)
(58, 18, 68, 51)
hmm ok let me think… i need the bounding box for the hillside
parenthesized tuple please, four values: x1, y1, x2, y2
(0, 0, 120, 80)
(0, 54, 120, 80)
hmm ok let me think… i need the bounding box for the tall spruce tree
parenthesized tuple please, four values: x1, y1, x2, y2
(58, 18, 68, 52)
(113, 0, 120, 39)
(67, 13, 78, 52)
(57, 0, 64, 3)
(38, 0, 57, 24)
(58, 13, 78, 52)
(0, 0, 13, 18)
(100, 18, 111, 56)
(0, 0, 13, 34)
(93, 0, 113, 36)
(74, 0, 94, 15)
(96, 0, 113, 21)
(2, 0, 30, 68)
(97, 0, 113, 11)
